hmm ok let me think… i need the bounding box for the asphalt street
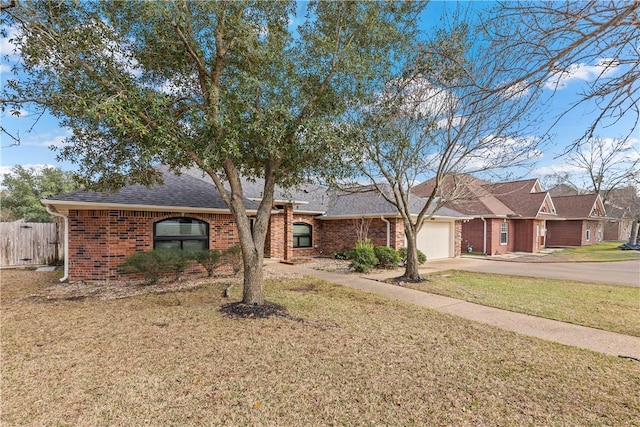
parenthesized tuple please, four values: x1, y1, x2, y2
(418, 257, 640, 287)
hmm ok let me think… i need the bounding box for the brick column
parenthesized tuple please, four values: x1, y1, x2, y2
(283, 204, 294, 261)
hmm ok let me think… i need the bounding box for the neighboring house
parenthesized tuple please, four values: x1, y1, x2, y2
(412, 175, 559, 255)
(602, 202, 634, 241)
(42, 166, 468, 282)
(548, 184, 636, 242)
(546, 194, 608, 247)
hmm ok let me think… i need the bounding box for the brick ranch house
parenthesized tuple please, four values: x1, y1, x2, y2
(412, 174, 610, 255)
(545, 194, 608, 247)
(412, 175, 558, 255)
(42, 167, 469, 282)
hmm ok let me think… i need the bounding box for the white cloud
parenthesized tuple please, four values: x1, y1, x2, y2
(14, 129, 73, 148)
(0, 26, 20, 58)
(1, 164, 55, 175)
(532, 136, 639, 178)
(502, 81, 531, 100)
(532, 163, 583, 177)
(1, 108, 29, 118)
(544, 58, 619, 90)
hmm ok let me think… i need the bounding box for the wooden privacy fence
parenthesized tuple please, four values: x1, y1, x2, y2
(0, 222, 63, 267)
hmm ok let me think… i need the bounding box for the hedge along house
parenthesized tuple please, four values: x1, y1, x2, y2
(318, 186, 472, 260)
(545, 194, 609, 247)
(412, 175, 559, 255)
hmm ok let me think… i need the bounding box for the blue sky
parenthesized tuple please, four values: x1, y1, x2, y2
(1, 1, 638, 186)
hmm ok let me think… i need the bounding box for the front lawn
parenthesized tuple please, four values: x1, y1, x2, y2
(547, 241, 640, 262)
(2, 269, 639, 426)
(407, 270, 640, 336)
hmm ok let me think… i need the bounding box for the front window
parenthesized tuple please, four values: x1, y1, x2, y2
(597, 223, 602, 242)
(500, 222, 508, 245)
(586, 223, 591, 241)
(293, 223, 312, 248)
(154, 217, 209, 251)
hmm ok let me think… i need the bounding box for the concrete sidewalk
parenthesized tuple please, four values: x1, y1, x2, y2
(267, 262, 640, 360)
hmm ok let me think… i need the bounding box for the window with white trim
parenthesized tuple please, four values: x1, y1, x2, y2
(586, 223, 591, 242)
(293, 222, 312, 248)
(154, 217, 209, 251)
(500, 221, 508, 245)
(597, 223, 602, 242)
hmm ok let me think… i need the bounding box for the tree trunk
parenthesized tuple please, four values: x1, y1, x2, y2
(242, 248, 265, 305)
(401, 226, 422, 281)
(629, 220, 639, 246)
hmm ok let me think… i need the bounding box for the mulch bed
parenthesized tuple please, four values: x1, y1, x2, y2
(219, 301, 292, 319)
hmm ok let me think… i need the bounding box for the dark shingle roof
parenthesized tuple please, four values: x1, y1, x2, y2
(46, 166, 259, 211)
(181, 167, 328, 213)
(324, 186, 469, 218)
(413, 174, 556, 218)
(552, 194, 606, 219)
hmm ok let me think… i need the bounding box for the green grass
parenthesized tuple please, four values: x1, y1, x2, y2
(554, 241, 640, 262)
(408, 270, 640, 336)
(2, 270, 639, 425)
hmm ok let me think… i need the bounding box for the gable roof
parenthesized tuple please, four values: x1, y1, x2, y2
(487, 180, 557, 218)
(551, 194, 607, 220)
(412, 174, 557, 219)
(548, 183, 581, 197)
(42, 166, 259, 214)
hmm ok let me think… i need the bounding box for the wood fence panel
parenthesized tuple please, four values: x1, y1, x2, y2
(0, 222, 63, 267)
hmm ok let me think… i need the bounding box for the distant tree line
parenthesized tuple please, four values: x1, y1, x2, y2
(1, 165, 78, 222)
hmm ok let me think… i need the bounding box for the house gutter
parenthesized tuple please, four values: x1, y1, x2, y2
(380, 216, 390, 247)
(45, 205, 69, 283)
(481, 216, 487, 255)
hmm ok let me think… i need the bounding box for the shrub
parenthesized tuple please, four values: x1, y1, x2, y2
(332, 251, 348, 260)
(161, 250, 195, 280)
(398, 247, 427, 265)
(348, 239, 378, 273)
(118, 249, 195, 284)
(222, 245, 243, 275)
(118, 250, 169, 284)
(374, 246, 401, 269)
(189, 249, 222, 277)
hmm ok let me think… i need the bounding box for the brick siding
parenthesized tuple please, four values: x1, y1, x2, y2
(318, 217, 405, 255)
(546, 220, 605, 247)
(66, 208, 462, 281)
(68, 209, 241, 281)
(462, 218, 543, 255)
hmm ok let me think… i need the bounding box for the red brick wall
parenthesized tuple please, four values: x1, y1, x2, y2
(462, 218, 543, 254)
(68, 209, 239, 281)
(318, 217, 405, 255)
(461, 219, 484, 254)
(266, 212, 284, 259)
(546, 220, 582, 247)
(546, 220, 606, 247)
(513, 219, 536, 253)
(604, 219, 632, 241)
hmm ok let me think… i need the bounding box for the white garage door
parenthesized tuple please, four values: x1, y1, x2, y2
(415, 221, 452, 260)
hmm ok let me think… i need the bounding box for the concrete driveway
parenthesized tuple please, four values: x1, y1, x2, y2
(419, 257, 640, 287)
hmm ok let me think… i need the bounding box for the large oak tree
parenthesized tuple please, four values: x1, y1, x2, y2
(1, 1, 425, 304)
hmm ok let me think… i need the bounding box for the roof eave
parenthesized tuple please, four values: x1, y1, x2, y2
(41, 199, 258, 216)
